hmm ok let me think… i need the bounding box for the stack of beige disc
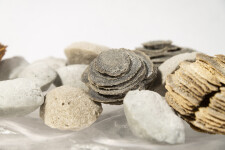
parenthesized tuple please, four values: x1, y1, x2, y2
(135, 40, 194, 67)
(0, 43, 6, 61)
(165, 53, 225, 134)
(82, 48, 157, 104)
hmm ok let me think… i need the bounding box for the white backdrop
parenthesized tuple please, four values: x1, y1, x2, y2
(0, 0, 225, 62)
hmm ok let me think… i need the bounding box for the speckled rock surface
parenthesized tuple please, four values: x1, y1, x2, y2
(18, 62, 57, 91)
(40, 86, 102, 130)
(64, 41, 109, 64)
(55, 64, 88, 91)
(124, 90, 185, 144)
(0, 56, 29, 81)
(0, 78, 44, 117)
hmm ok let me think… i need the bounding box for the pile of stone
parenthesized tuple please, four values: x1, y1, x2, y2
(82, 49, 157, 104)
(135, 40, 194, 67)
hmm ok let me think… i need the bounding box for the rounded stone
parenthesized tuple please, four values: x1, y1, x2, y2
(124, 90, 185, 144)
(55, 64, 88, 91)
(18, 62, 57, 91)
(0, 78, 44, 117)
(40, 86, 102, 130)
(33, 57, 66, 70)
(0, 56, 29, 81)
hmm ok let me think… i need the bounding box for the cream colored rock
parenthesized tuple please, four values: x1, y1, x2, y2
(40, 86, 102, 130)
(55, 64, 88, 91)
(64, 41, 109, 64)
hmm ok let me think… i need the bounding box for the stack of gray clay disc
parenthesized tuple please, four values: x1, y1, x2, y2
(82, 49, 157, 104)
(135, 40, 194, 67)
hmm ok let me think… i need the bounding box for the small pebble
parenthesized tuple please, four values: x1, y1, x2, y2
(0, 78, 44, 117)
(124, 90, 185, 144)
(55, 64, 88, 91)
(0, 56, 29, 81)
(64, 41, 109, 64)
(18, 62, 57, 91)
(40, 86, 102, 130)
(33, 57, 66, 70)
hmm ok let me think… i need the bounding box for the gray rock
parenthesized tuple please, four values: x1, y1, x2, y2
(0, 78, 44, 117)
(0, 56, 29, 81)
(64, 41, 109, 64)
(18, 62, 57, 91)
(33, 57, 66, 70)
(55, 64, 88, 91)
(40, 86, 102, 130)
(124, 90, 185, 144)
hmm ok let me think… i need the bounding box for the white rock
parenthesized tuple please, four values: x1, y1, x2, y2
(33, 57, 66, 70)
(64, 41, 109, 64)
(0, 78, 44, 117)
(159, 52, 198, 84)
(55, 64, 88, 91)
(0, 56, 29, 81)
(124, 90, 185, 144)
(40, 86, 102, 130)
(18, 63, 57, 91)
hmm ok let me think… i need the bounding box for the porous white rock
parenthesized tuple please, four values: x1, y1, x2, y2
(33, 57, 66, 70)
(0, 78, 44, 117)
(55, 64, 88, 91)
(18, 62, 57, 91)
(64, 41, 109, 64)
(0, 56, 29, 80)
(40, 86, 102, 130)
(159, 52, 198, 84)
(124, 90, 185, 144)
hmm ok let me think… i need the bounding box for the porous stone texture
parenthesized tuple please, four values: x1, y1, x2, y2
(40, 86, 102, 130)
(33, 57, 66, 70)
(0, 43, 6, 61)
(18, 62, 57, 91)
(135, 40, 195, 67)
(124, 90, 185, 144)
(0, 56, 29, 81)
(165, 53, 225, 134)
(82, 49, 157, 104)
(64, 41, 109, 64)
(0, 78, 44, 117)
(55, 64, 88, 91)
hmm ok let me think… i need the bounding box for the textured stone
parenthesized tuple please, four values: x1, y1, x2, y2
(165, 53, 225, 134)
(64, 41, 109, 64)
(136, 40, 195, 67)
(0, 78, 44, 117)
(18, 62, 57, 91)
(33, 57, 66, 70)
(40, 86, 102, 130)
(124, 90, 185, 144)
(55, 64, 88, 91)
(82, 49, 157, 104)
(0, 56, 29, 81)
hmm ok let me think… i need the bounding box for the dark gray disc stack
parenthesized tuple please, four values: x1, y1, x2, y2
(135, 40, 195, 67)
(82, 48, 157, 104)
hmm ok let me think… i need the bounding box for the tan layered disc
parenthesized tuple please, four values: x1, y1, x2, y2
(0, 43, 7, 61)
(135, 40, 195, 67)
(81, 48, 157, 104)
(165, 53, 225, 134)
